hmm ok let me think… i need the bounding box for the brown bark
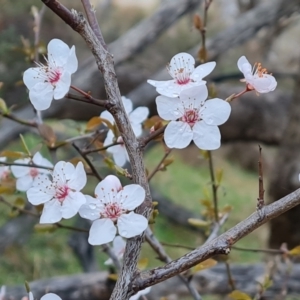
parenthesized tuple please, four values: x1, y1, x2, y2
(268, 64, 300, 248)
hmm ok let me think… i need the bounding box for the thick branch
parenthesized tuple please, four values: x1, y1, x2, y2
(133, 187, 300, 290)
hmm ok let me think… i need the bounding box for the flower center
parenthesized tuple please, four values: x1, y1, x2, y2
(253, 62, 269, 78)
(173, 68, 191, 85)
(0, 170, 10, 181)
(29, 168, 39, 178)
(181, 109, 199, 127)
(102, 202, 124, 222)
(55, 185, 70, 203)
(47, 67, 62, 85)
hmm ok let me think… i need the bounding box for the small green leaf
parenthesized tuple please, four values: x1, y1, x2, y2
(0, 98, 8, 113)
(34, 224, 57, 233)
(188, 218, 210, 228)
(216, 168, 223, 185)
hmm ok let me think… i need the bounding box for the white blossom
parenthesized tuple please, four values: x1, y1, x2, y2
(0, 286, 6, 300)
(147, 52, 216, 97)
(104, 236, 126, 265)
(27, 161, 87, 224)
(11, 152, 53, 192)
(23, 39, 78, 110)
(237, 56, 277, 93)
(101, 96, 149, 167)
(79, 175, 148, 245)
(29, 292, 62, 300)
(129, 287, 151, 300)
(0, 157, 10, 182)
(156, 85, 231, 150)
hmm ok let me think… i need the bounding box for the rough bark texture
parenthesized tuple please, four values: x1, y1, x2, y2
(5, 263, 300, 300)
(268, 64, 300, 248)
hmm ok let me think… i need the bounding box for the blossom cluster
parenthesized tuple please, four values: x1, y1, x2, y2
(147, 52, 277, 150)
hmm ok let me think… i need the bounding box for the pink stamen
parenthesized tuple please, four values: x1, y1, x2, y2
(56, 185, 70, 203)
(102, 203, 124, 222)
(181, 109, 199, 127)
(29, 168, 39, 178)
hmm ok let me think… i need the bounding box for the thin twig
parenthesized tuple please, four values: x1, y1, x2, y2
(72, 143, 102, 181)
(138, 125, 166, 149)
(0, 161, 53, 171)
(66, 91, 109, 107)
(207, 151, 219, 223)
(145, 228, 203, 300)
(0, 112, 37, 128)
(80, 0, 106, 48)
(83, 141, 121, 154)
(147, 149, 172, 181)
(257, 145, 265, 210)
(56, 223, 89, 233)
(225, 260, 236, 291)
(232, 245, 285, 255)
(0, 196, 38, 217)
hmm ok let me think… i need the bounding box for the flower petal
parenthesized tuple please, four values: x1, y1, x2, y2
(68, 162, 87, 191)
(53, 161, 74, 184)
(41, 293, 62, 300)
(237, 56, 251, 73)
(29, 82, 54, 110)
(32, 152, 53, 169)
(129, 107, 149, 124)
(53, 71, 71, 99)
(79, 195, 103, 221)
(168, 52, 195, 79)
(156, 96, 182, 120)
(27, 186, 53, 205)
(16, 175, 33, 192)
(164, 121, 193, 149)
(61, 191, 86, 219)
(201, 98, 231, 126)
(193, 122, 221, 150)
(252, 75, 277, 93)
(40, 199, 62, 224)
(88, 218, 116, 245)
(118, 184, 145, 210)
(23, 68, 43, 89)
(117, 212, 148, 238)
(95, 175, 121, 201)
(122, 96, 133, 114)
(112, 146, 129, 167)
(65, 45, 78, 74)
(100, 110, 114, 125)
(47, 39, 71, 67)
(191, 61, 216, 81)
(179, 84, 208, 105)
(11, 158, 30, 178)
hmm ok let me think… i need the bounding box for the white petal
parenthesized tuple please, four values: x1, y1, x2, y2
(119, 184, 145, 210)
(191, 61, 216, 81)
(104, 130, 115, 146)
(100, 110, 114, 124)
(32, 152, 53, 169)
(164, 121, 193, 149)
(40, 199, 62, 224)
(68, 162, 87, 191)
(193, 122, 221, 150)
(60, 191, 86, 219)
(179, 85, 208, 105)
(252, 75, 277, 93)
(112, 235, 126, 256)
(41, 293, 62, 300)
(88, 219, 116, 245)
(27, 187, 53, 205)
(95, 175, 121, 201)
(129, 287, 151, 300)
(201, 98, 231, 126)
(16, 175, 33, 192)
(156, 96, 182, 120)
(132, 124, 143, 137)
(53, 71, 71, 99)
(117, 212, 148, 238)
(29, 82, 54, 110)
(11, 158, 30, 178)
(23, 68, 43, 89)
(65, 45, 78, 74)
(129, 107, 149, 124)
(47, 39, 70, 67)
(53, 161, 74, 184)
(122, 96, 133, 114)
(112, 147, 129, 167)
(168, 52, 195, 78)
(79, 195, 102, 221)
(237, 56, 251, 73)
(29, 292, 34, 300)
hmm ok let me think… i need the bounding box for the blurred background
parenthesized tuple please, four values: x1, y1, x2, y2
(1, 0, 300, 299)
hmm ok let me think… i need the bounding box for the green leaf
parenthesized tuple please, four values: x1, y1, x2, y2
(192, 258, 217, 273)
(188, 218, 210, 228)
(289, 245, 300, 256)
(0, 98, 8, 113)
(34, 224, 57, 233)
